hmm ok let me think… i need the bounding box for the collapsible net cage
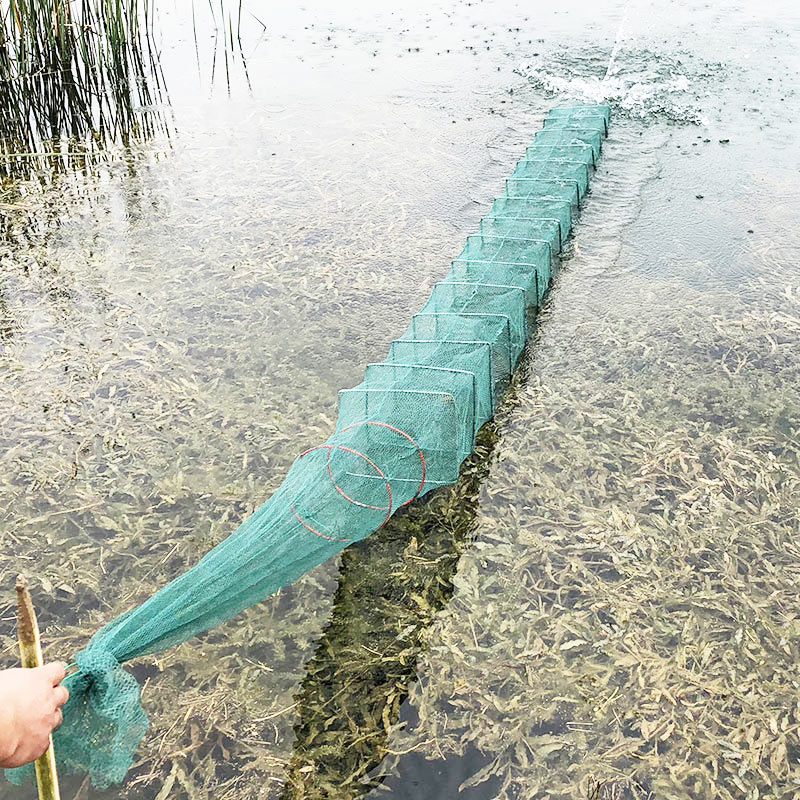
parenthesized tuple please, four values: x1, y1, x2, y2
(6, 105, 611, 789)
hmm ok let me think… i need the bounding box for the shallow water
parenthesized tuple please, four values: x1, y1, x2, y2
(1, 0, 798, 799)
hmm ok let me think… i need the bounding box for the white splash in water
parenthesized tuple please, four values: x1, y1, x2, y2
(602, 0, 630, 83)
(516, 47, 723, 124)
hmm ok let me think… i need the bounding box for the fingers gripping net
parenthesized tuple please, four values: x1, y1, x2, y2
(5, 105, 610, 790)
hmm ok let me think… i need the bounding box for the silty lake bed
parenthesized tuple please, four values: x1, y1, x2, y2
(1, 0, 799, 798)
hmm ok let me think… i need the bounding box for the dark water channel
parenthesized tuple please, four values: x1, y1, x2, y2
(1, 1, 799, 799)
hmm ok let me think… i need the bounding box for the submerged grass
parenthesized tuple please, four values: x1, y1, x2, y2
(0, 103, 797, 800)
(0, 126, 463, 799)
(376, 274, 800, 800)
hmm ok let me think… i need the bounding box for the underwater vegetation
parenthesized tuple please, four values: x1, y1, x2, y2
(1, 0, 798, 795)
(1, 114, 798, 799)
(378, 274, 800, 800)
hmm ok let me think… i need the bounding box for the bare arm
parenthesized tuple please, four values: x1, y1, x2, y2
(0, 663, 69, 768)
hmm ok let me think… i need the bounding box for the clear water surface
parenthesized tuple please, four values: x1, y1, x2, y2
(0, 1, 798, 799)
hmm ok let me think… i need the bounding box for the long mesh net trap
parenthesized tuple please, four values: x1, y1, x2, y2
(7, 104, 611, 789)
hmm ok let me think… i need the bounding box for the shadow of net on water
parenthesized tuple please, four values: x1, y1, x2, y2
(279, 356, 535, 800)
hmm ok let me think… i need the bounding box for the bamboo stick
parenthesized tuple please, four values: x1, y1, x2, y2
(15, 575, 62, 800)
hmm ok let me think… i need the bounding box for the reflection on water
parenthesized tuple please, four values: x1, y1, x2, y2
(0, 0, 799, 798)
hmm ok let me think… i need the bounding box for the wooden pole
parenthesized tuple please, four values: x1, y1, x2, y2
(16, 575, 62, 800)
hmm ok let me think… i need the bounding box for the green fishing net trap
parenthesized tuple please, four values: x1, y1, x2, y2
(7, 104, 611, 789)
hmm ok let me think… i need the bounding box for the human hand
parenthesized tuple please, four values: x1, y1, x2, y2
(0, 663, 69, 768)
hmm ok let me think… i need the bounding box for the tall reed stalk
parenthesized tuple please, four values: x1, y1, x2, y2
(0, 0, 168, 176)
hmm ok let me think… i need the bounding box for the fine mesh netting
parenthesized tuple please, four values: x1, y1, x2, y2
(6, 104, 610, 789)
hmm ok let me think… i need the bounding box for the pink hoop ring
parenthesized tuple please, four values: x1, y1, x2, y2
(325, 445, 390, 513)
(336, 421, 426, 508)
(291, 444, 393, 543)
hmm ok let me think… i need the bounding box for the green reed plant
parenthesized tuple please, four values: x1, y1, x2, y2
(0, 0, 167, 176)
